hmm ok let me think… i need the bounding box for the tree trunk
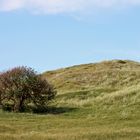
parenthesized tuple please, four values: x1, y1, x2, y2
(13, 97, 24, 112)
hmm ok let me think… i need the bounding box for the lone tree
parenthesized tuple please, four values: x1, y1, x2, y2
(0, 66, 56, 112)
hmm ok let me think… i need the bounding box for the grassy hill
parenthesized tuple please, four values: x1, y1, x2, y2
(42, 59, 140, 110)
(43, 60, 140, 92)
(1, 60, 140, 140)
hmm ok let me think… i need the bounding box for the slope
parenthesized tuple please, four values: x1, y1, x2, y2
(43, 60, 140, 93)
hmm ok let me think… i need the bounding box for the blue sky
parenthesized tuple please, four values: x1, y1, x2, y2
(0, 0, 140, 73)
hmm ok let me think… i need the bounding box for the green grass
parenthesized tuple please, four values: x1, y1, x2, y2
(0, 107, 140, 140)
(1, 60, 140, 140)
(1, 85, 140, 140)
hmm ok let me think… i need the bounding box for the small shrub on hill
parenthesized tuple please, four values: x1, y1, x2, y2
(0, 66, 56, 112)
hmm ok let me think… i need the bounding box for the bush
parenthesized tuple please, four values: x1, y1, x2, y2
(0, 66, 56, 112)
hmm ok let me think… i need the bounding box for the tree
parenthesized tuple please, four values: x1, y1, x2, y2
(0, 66, 56, 112)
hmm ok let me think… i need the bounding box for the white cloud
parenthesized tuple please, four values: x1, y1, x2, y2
(0, 0, 24, 11)
(0, 0, 140, 14)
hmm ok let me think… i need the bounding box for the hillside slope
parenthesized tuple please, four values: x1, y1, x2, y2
(42, 60, 140, 131)
(1, 60, 140, 140)
(43, 60, 140, 93)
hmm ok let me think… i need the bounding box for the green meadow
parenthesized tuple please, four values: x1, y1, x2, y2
(1, 60, 140, 140)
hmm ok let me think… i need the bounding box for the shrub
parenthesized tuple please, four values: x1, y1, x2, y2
(0, 66, 56, 112)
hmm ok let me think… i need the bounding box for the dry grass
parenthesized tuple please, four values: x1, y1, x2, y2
(1, 60, 140, 140)
(0, 109, 140, 140)
(1, 83, 140, 140)
(42, 60, 140, 92)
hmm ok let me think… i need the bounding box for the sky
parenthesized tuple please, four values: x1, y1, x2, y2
(0, 0, 140, 73)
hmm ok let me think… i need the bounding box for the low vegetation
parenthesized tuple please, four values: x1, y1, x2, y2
(43, 60, 140, 92)
(0, 60, 140, 140)
(0, 67, 56, 112)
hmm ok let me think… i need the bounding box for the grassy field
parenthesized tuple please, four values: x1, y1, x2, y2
(0, 110, 140, 140)
(1, 60, 140, 140)
(0, 109, 140, 140)
(0, 85, 140, 140)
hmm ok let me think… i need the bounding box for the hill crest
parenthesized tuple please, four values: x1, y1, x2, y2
(42, 60, 140, 92)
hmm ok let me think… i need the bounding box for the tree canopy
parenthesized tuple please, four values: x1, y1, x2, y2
(0, 66, 56, 112)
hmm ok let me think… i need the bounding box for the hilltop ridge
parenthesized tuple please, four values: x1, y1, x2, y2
(42, 60, 140, 92)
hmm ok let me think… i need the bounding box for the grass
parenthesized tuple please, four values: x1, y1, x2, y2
(1, 60, 140, 140)
(0, 106, 140, 140)
(1, 85, 140, 140)
(42, 60, 140, 93)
